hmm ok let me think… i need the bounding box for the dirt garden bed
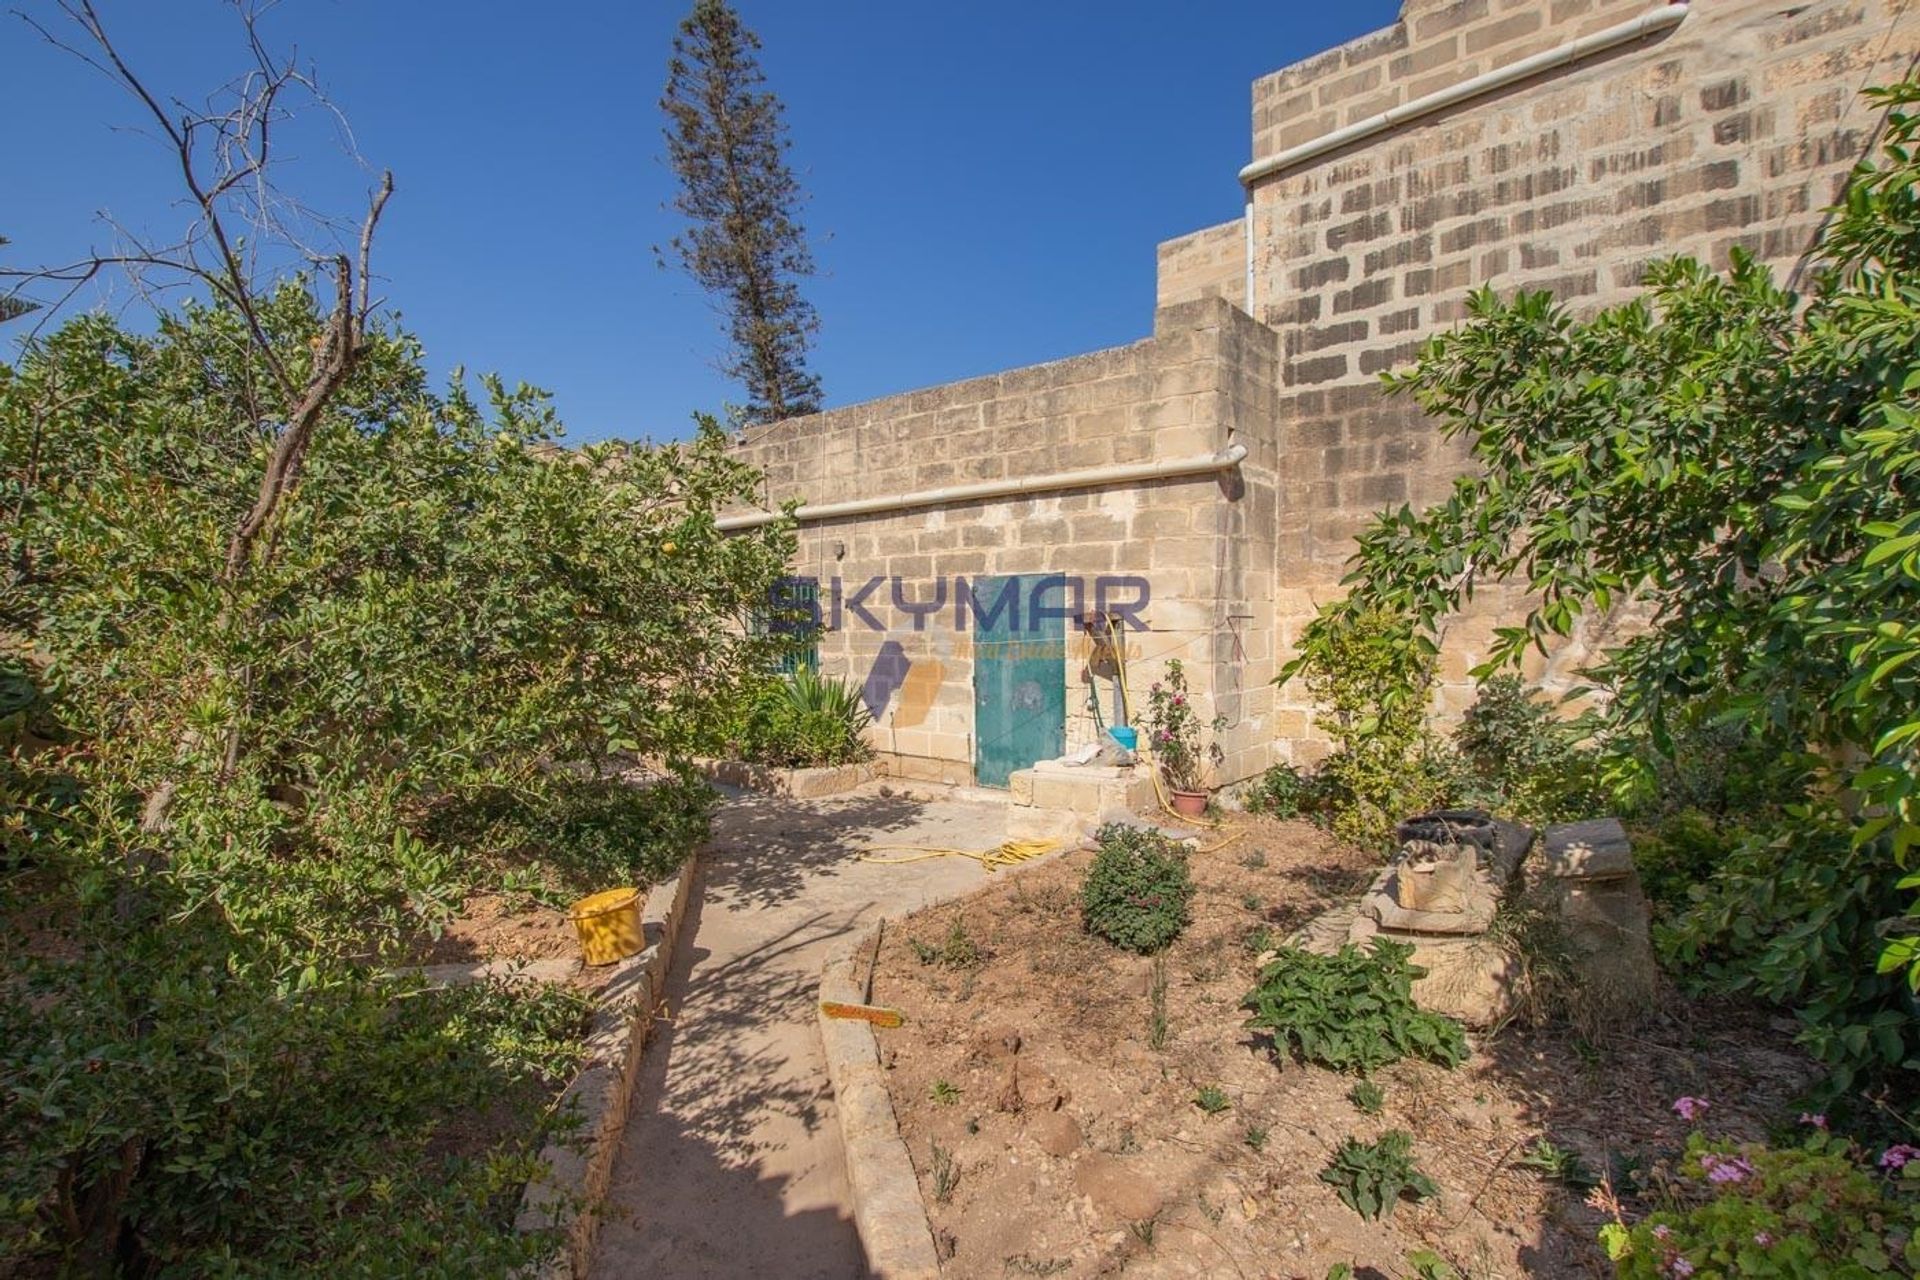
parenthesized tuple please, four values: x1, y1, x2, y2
(870, 815, 1815, 1278)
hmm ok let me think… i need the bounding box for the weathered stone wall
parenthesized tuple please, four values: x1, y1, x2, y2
(726, 298, 1281, 787)
(1155, 219, 1243, 310)
(1219, 0, 1920, 758)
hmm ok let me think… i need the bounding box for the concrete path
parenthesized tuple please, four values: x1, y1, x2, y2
(590, 782, 1012, 1279)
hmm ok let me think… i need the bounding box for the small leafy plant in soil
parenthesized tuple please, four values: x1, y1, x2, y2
(1242, 940, 1468, 1075)
(1081, 823, 1194, 954)
(1320, 1129, 1438, 1222)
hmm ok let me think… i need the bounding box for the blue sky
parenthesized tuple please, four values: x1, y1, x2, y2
(8, 2, 1399, 442)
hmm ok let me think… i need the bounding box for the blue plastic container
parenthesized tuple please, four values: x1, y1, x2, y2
(1108, 726, 1139, 752)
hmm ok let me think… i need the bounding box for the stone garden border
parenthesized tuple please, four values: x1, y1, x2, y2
(817, 926, 943, 1280)
(698, 756, 877, 798)
(514, 851, 700, 1279)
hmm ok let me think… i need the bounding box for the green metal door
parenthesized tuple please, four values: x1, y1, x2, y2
(972, 574, 1066, 788)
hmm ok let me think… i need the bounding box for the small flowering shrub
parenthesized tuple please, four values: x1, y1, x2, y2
(1141, 659, 1225, 792)
(1081, 823, 1195, 953)
(1602, 1123, 1920, 1277)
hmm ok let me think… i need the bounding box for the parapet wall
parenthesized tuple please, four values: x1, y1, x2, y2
(726, 298, 1283, 787)
(1184, 0, 1920, 756)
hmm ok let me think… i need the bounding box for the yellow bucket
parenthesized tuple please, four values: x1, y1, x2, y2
(568, 887, 644, 966)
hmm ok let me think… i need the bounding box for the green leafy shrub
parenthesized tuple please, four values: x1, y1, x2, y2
(1600, 1132, 1920, 1277)
(1081, 823, 1194, 953)
(1276, 78, 1920, 1093)
(1278, 607, 1460, 848)
(1319, 1130, 1437, 1221)
(1630, 809, 1741, 914)
(1241, 941, 1468, 1075)
(1193, 1085, 1231, 1115)
(1655, 809, 1916, 1097)
(0, 286, 793, 1270)
(1242, 762, 1305, 818)
(738, 667, 873, 767)
(1451, 674, 1601, 824)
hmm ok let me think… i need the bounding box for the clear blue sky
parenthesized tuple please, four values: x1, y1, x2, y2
(7, 2, 1399, 442)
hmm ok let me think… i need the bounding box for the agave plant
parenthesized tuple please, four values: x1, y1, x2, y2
(740, 668, 873, 767)
(783, 666, 872, 730)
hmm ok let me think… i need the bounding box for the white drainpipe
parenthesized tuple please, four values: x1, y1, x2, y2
(715, 443, 1248, 531)
(1237, 2, 1690, 188)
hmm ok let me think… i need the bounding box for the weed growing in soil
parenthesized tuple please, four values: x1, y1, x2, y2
(931, 1140, 960, 1203)
(929, 1079, 961, 1106)
(1404, 1250, 1459, 1280)
(1241, 924, 1277, 955)
(1003, 1255, 1070, 1277)
(1517, 1138, 1597, 1190)
(911, 915, 983, 970)
(1244, 1124, 1269, 1151)
(1320, 1129, 1438, 1222)
(1147, 956, 1170, 1050)
(1082, 824, 1194, 953)
(1241, 849, 1268, 870)
(1349, 1079, 1385, 1115)
(1193, 1084, 1231, 1115)
(1242, 941, 1468, 1075)
(1128, 1218, 1157, 1246)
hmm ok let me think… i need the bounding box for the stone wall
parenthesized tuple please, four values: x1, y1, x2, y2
(1155, 219, 1243, 311)
(726, 298, 1281, 787)
(1218, 0, 1920, 757)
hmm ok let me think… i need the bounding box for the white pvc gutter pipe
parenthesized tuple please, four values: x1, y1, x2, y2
(715, 442, 1248, 531)
(1237, 3, 1689, 188)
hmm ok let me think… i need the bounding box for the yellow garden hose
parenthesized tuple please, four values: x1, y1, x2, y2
(858, 837, 1062, 872)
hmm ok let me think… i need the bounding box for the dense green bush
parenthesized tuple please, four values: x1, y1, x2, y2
(1279, 607, 1461, 848)
(1451, 674, 1601, 825)
(428, 771, 719, 905)
(736, 667, 873, 767)
(1278, 78, 1920, 1096)
(1242, 941, 1467, 1075)
(1656, 812, 1914, 1097)
(1242, 762, 1305, 818)
(0, 292, 794, 1270)
(1081, 823, 1194, 953)
(1601, 1131, 1920, 1277)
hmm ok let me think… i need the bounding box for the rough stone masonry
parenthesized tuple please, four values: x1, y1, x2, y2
(726, 0, 1920, 792)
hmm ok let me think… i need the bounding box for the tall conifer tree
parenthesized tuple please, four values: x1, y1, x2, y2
(661, 0, 822, 423)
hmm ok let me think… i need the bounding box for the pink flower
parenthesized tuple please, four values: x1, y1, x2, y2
(1172, 694, 1185, 705)
(1666, 1260, 1694, 1279)
(1880, 1144, 1920, 1170)
(1700, 1152, 1753, 1184)
(1672, 1096, 1710, 1122)
(1753, 1232, 1773, 1246)
(1652, 1225, 1672, 1240)
(1799, 1112, 1828, 1130)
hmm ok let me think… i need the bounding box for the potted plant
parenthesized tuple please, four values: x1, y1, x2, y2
(1142, 659, 1225, 818)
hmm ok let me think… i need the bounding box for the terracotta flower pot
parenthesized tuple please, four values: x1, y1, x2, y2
(1170, 787, 1209, 819)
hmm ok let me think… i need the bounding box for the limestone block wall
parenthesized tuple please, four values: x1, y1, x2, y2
(1156, 219, 1243, 310)
(1218, 0, 1920, 760)
(725, 298, 1281, 788)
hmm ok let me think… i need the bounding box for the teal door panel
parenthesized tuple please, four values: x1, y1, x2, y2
(972, 574, 1066, 788)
